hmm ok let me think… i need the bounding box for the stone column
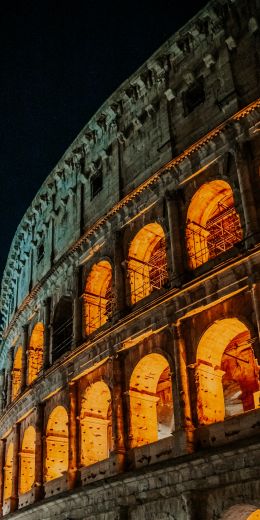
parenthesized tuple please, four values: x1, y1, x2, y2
(113, 231, 126, 321)
(10, 423, 20, 512)
(110, 357, 126, 466)
(235, 144, 259, 247)
(165, 190, 184, 287)
(34, 403, 44, 501)
(68, 382, 79, 488)
(72, 267, 82, 350)
(21, 324, 29, 391)
(172, 324, 193, 431)
(43, 298, 51, 369)
(6, 348, 14, 407)
(0, 439, 6, 513)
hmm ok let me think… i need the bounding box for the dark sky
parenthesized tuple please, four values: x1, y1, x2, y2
(0, 0, 208, 281)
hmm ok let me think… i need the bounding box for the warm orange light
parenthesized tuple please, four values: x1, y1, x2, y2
(80, 381, 111, 467)
(196, 318, 259, 424)
(45, 406, 68, 482)
(83, 261, 113, 335)
(4, 442, 13, 501)
(19, 426, 36, 494)
(186, 180, 242, 269)
(12, 346, 22, 400)
(28, 322, 44, 384)
(128, 223, 168, 305)
(129, 353, 174, 447)
(247, 511, 260, 519)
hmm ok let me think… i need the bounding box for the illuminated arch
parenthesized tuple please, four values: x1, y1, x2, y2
(80, 381, 112, 467)
(128, 223, 168, 305)
(4, 443, 13, 501)
(83, 260, 113, 335)
(28, 322, 44, 384)
(196, 318, 259, 424)
(186, 180, 242, 269)
(129, 353, 174, 447)
(19, 426, 36, 494)
(12, 346, 22, 400)
(45, 406, 68, 482)
(222, 505, 260, 520)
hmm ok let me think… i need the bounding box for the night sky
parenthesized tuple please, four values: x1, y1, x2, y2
(0, 0, 208, 282)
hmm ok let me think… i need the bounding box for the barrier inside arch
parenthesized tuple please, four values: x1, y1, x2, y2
(45, 406, 69, 482)
(19, 426, 36, 494)
(80, 381, 112, 467)
(128, 223, 168, 305)
(186, 180, 242, 269)
(83, 260, 113, 335)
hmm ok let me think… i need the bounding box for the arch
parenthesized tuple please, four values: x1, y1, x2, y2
(12, 346, 22, 400)
(129, 353, 174, 447)
(4, 442, 13, 501)
(28, 322, 44, 384)
(19, 426, 36, 494)
(221, 505, 260, 519)
(128, 223, 168, 305)
(80, 381, 112, 467)
(45, 406, 68, 482)
(83, 260, 113, 335)
(52, 297, 73, 362)
(196, 318, 259, 424)
(186, 180, 242, 269)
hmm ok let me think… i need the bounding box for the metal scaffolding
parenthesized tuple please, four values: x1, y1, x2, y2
(85, 285, 114, 335)
(187, 198, 242, 268)
(128, 238, 168, 303)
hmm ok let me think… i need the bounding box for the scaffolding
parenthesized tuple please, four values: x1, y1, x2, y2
(187, 198, 242, 268)
(84, 285, 114, 335)
(128, 238, 168, 304)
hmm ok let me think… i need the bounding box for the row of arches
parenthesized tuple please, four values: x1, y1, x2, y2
(84, 180, 242, 334)
(11, 323, 44, 400)
(4, 317, 259, 504)
(9, 180, 243, 399)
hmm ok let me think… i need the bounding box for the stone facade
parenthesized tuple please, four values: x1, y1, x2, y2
(0, 0, 260, 518)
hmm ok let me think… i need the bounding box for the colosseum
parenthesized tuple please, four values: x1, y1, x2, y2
(0, 1, 260, 519)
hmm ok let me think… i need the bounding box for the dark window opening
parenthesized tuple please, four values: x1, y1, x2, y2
(91, 171, 103, 199)
(37, 243, 44, 264)
(52, 296, 73, 362)
(183, 77, 205, 115)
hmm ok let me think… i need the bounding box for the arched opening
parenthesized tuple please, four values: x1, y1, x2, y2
(4, 443, 13, 501)
(19, 426, 36, 494)
(28, 322, 44, 384)
(80, 381, 112, 467)
(45, 406, 68, 482)
(222, 505, 260, 520)
(129, 353, 174, 447)
(12, 346, 22, 400)
(186, 180, 242, 269)
(128, 223, 168, 305)
(83, 260, 113, 335)
(196, 318, 259, 424)
(52, 297, 73, 362)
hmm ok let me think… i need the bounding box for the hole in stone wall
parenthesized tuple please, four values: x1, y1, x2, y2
(28, 322, 44, 384)
(128, 223, 168, 305)
(52, 297, 73, 362)
(186, 180, 242, 269)
(129, 353, 174, 447)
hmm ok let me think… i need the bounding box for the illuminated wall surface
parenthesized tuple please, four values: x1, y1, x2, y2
(0, 0, 260, 518)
